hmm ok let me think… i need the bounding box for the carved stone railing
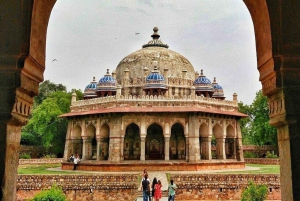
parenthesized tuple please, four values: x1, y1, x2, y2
(71, 95, 238, 113)
(19, 158, 63, 165)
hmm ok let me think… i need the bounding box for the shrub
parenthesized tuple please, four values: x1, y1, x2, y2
(19, 153, 31, 159)
(31, 184, 67, 201)
(266, 151, 278, 158)
(243, 151, 258, 158)
(241, 180, 268, 201)
(43, 154, 57, 158)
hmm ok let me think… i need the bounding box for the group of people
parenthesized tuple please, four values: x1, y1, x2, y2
(69, 154, 81, 170)
(141, 169, 177, 201)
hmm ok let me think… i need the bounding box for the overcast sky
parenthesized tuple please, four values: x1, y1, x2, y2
(45, 0, 261, 105)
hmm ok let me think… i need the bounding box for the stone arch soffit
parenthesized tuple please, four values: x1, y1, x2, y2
(125, 122, 140, 137)
(124, 122, 140, 134)
(146, 122, 164, 133)
(199, 122, 209, 137)
(86, 123, 96, 138)
(146, 122, 164, 138)
(99, 123, 110, 138)
(226, 124, 235, 138)
(171, 121, 184, 131)
(243, 1, 274, 94)
(72, 125, 82, 139)
(212, 123, 223, 138)
(170, 122, 185, 138)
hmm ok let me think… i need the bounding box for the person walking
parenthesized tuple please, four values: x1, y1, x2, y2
(168, 179, 177, 201)
(141, 174, 151, 201)
(73, 154, 80, 170)
(151, 177, 158, 201)
(154, 179, 162, 201)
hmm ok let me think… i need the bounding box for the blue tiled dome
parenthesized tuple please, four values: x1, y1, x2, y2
(98, 70, 116, 85)
(84, 77, 98, 99)
(193, 70, 213, 92)
(146, 67, 165, 82)
(212, 77, 225, 99)
(144, 67, 167, 90)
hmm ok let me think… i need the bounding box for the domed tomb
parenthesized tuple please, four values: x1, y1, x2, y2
(115, 27, 196, 89)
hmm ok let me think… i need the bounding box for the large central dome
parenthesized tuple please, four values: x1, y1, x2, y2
(115, 27, 196, 84)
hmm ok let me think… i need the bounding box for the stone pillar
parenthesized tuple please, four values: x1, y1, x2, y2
(188, 113, 200, 162)
(63, 121, 73, 160)
(168, 87, 172, 97)
(96, 137, 101, 160)
(235, 121, 244, 161)
(185, 136, 189, 161)
(108, 137, 122, 162)
(216, 138, 226, 159)
(164, 136, 170, 160)
(140, 137, 146, 160)
(201, 137, 211, 160)
(82, 138, 92, 160)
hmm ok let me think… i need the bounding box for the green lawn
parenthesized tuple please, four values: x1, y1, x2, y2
(18, 164, 280, 175)
(18, 164, 84, 175)
(219, 164, 280, 174)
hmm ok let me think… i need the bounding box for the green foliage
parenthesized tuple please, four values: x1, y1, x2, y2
(243, 151, 258, 158)
(241, 180, 268, 201)
(31, 184, 67, 201)
(21, 80, 84, 154)
(19, 153, 31, 159)
(239, 90, 277, 146)
(266, 151, 278, 158)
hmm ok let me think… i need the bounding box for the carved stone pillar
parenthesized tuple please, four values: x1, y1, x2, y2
(235, 121, 244, 161)
(140, 137, 145, 160)
(185, 136, 189, 161)
(216, 138, 226, 159)
(201, 137, 211, 160)
(164, 136, 170, 160)
(96, 137, 101, 160)
(82, 138, 92, 160)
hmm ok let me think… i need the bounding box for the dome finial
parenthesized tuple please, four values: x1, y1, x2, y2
(200, 69, 203, 75)
(106, 69, 110, 75)
(93, 76, 95, 81)
(151, 27, 160, 40)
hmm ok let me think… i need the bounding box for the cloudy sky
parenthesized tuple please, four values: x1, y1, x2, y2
(45, 0, 261, 105)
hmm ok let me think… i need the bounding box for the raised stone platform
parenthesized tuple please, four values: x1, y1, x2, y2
(61, 160, 245, 172)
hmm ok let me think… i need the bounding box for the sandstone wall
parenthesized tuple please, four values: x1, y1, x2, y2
(16, 174, 281, 200)
(171, 174, 281, 200)
(245, 158, 280, 165)
(19, 158, 63, 165)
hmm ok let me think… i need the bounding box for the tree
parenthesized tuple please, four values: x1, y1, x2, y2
(239, 90, 277, 146)
(34, 80, 67, 106)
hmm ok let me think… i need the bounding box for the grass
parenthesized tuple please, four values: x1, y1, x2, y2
(219, 164, 280, 174)
(18, 164, 280, 175)
(18, 164, 84, 175)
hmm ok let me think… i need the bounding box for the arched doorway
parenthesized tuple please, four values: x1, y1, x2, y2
(86, 124, 96, 160)
(199, 122, 210, 160)
(124, 123, 140, 160)
(146, 123, 164, 160)
(170, 123, 186, 160)
(212, 124, 224, 159)
(225, 125, 236, 159)
(72, 125, 83, 157)
(99, 123, 110, 160)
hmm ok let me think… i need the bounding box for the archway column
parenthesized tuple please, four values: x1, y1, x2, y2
(82, 137, 92, 160)
(185, 136, 189, 161)
(96, 137, 101, 160)
(140, 137, 145, 160)
(216, 138, 226, 159)
(201, 137, 211, 160)
(164, 136, 170, 160)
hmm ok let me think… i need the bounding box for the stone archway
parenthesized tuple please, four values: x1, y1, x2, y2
(99, 123, 110, 160)
(170, 123, 186, 160)
(212, 124, 225, 159)
(225, 125, 236, 159)
(124, 123, 141, 160)
(146, 123, 164, 160)
(1, 1, 300, 200)
(199, 122, 210, 160)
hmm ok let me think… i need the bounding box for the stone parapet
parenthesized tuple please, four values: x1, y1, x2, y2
(245, 158, 280, 165)
(19, 158, 63, 165)
(70, 95, 238, 112)
(171, 174, 281, 200)
(17, 174, 138, 200)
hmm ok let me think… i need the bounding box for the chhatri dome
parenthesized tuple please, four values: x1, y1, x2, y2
(61, 27, 246, 173)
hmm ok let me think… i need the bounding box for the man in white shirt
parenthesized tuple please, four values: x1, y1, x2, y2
(73, 154, 81, 170)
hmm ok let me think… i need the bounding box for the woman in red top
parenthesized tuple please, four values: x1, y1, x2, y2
(154, 180, 162, 201)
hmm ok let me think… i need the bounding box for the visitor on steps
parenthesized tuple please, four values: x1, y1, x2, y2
(73, 154, 81, 170)
(154, 179, 162, 201)
(151, 177, 158, 201)
(168, 179, 177, 201)
(141, 174, 151, 201)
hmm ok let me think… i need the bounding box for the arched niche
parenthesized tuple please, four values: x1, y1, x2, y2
(170, 123, 186, 160)
(86, 124, 97, 159)
(99, 123, 110, 160)
(124, 123, 140, 160)
(225, 125, 236, 159)
(146, 123, 164, 160)
(199, 122, 209, 159)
